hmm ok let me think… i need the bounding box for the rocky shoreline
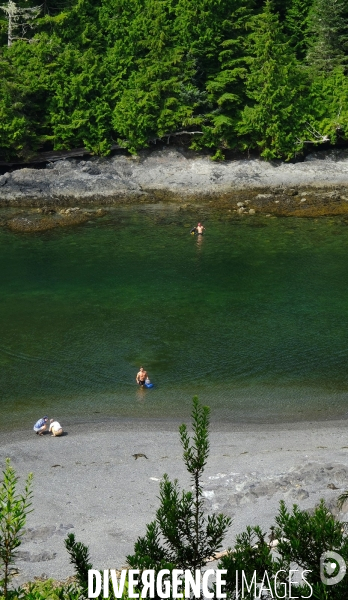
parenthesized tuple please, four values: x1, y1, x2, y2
(1, 149, 348, 228)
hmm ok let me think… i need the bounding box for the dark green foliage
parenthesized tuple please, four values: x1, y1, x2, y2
(202, 1, 255, 154)
(0, 459, 33, 598)
(0, 39, 52, 159)
(218, 526, 280, 600)
(127, 397, 231, 582)
(238, 0, 308, 159)
(275, 500, 347, 580)
(1, 0, 348, 160)
(64, 533, 131, 600)
(274, 500, 348, 599)
(305, 67, 348, 146)
(284, 0, 314, 59)
(41, 1, 76, 15)
(18, 579, 82, 600)
(219, 500, 348, 600)
(64, 533, 93, 593)
(306, 0, 348, 73)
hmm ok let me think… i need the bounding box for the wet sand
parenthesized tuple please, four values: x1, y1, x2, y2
(1, 418, 348, 585)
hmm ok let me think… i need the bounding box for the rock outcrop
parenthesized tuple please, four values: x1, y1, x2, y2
(1, 148, 348, 217)
(201, 462, 348, 519)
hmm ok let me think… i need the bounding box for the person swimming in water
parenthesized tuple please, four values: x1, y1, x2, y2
(190, 222, 205, 235)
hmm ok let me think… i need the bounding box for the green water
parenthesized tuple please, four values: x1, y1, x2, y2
(1, 206, 348, 430)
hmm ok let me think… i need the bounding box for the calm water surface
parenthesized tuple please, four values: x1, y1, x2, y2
(1, 206, 348, 430)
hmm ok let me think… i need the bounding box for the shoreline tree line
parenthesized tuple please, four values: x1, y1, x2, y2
(0, 0, 348, 161)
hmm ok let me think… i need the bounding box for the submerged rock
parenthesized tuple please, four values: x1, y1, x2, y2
(5, 208, 104, 232)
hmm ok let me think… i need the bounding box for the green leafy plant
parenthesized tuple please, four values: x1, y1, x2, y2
(65, 533, 130, 600)
(0, 458, 33, 598)
(219, 499, 348, 599)
(65, 533, 93, 594)
(1, 0, 348, 160)
(306, 0, 348, 73)
(275, 499, 348, 597)
(20, 578, 81, 600)
(218, 525, 279, 600)
(238, 0, 308, 160)
(127, 397, 231, 586)
(337, 489, 348, 512)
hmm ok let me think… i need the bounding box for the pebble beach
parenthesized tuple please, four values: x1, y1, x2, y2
(1, 418, 348, 585)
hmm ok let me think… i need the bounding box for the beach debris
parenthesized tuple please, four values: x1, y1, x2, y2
(268, 526, 276, 542)
(208, 473, 227, 480)
(206, 550, 228, 563)
(51, 464, 61, 468)
(327, 483, 340, 490)
(132, 453, 148, 460)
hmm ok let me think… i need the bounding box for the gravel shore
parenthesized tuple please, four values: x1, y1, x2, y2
(1, 418, 348, 585)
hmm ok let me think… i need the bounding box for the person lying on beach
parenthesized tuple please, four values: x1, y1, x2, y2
(49, 419, 63, 437)
(33, 416, 49, 436)
(136, 366, 148, 386)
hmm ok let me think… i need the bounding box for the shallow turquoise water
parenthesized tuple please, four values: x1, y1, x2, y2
(1, 206, 348, 430)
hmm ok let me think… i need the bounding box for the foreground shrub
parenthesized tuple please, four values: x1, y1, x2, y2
(0, 459, 33, 598)
(127, 397, 231, 581)
(218, 500, 348, 599)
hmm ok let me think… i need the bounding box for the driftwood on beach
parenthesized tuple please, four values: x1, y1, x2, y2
(0, 145, 118, 167)
(0, 131, 204, 166)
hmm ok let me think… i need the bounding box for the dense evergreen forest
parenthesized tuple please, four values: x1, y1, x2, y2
(0, 0, 348, 161)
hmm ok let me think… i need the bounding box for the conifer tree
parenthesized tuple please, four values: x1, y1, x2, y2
(0, 0, 40, 46)
(238, 0, 307, 159)
(305, 66, 348, 146)
(306, 0, 348, 72)
(41, 0, 74, 15)
(203, 0, 255, 155)
(127, 397, 231, 580)
(0, 459, 33, 598)
(284, 0, 314, 60)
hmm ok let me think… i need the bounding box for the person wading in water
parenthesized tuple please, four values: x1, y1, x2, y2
(136, 366, 148, 386)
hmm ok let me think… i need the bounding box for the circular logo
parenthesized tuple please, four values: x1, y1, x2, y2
(320, 551, 346, 585)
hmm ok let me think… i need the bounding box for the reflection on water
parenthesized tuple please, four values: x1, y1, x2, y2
(135, 385, 147, 403)
(1, 206, 348, 430)
(196, 233, 204, 249)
